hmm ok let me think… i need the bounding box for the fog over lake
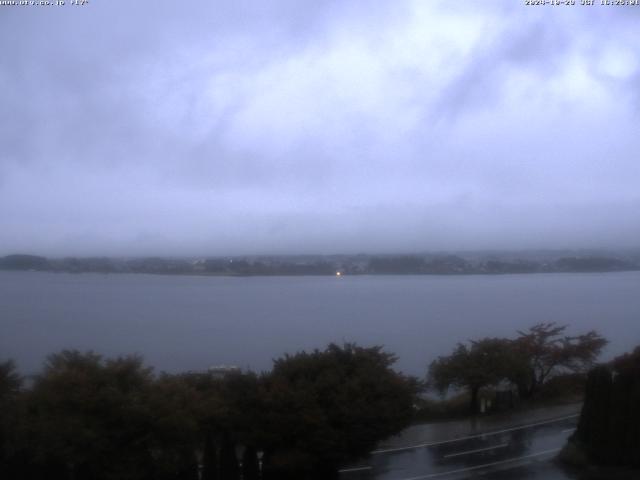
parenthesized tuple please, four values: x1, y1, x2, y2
(2, 271, 638, 377)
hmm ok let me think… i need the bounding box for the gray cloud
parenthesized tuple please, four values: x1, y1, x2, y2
(1, 0, 639, 255)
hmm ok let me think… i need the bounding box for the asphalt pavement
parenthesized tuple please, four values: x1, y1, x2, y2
(339, 404, 582, 480)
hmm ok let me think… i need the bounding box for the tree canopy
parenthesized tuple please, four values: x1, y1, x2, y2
(428, 323, 608, 412)
(511, 323, 607, 398)
(0, 344, 418, 480)
(428, 338, 514, 413)
(261, 343, 418, 477)
(570, 345, 640, 468)
(0, 360, 22, 476)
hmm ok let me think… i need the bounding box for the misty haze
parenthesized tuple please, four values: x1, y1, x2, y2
(1, 1, 639, 480)
(1, 2, 640, 255)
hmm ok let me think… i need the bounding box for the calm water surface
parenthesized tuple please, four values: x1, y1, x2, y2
(1, 271, 639, 375)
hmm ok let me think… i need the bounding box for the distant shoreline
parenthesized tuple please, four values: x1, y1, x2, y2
(3, 270, 639, 279)
(2, 252, 639, 277)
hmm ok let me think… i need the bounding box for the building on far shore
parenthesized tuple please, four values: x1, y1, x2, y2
(208, 365, 241, 379)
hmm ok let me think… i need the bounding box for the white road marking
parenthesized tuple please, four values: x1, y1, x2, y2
(443, 442, 508, 459)
(561, 428, 576, 433)
(338, 466, 372, 473)
(398, 448, 561, 480)
(371, 413, 579, 455)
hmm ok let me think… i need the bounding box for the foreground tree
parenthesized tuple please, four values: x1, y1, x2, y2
(144, 374, 203, 480)
(261, 343, 419, 478)
(24, 350, 158, 480)
(178, 369, 264, 480)
(429, 324, 608, 411)
(428, 338, 514, 414)
(0, 360, 21, 399)
(511, 323, 607, 399)
(563, 345, 640, 469)
(1, 344, 422, 479)
(0, 360, 23, 477)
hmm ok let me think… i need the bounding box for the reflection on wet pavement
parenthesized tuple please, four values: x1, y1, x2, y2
(340, 411, 580, 480)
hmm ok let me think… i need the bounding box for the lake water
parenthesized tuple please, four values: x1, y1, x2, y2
(1, 271, 639, 376)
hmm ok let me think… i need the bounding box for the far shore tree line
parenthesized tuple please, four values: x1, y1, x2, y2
(1, 252, 638, 276)
(0, 323, 609, 479)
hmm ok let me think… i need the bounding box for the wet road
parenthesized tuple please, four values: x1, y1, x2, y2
(339, 414, 579, 480)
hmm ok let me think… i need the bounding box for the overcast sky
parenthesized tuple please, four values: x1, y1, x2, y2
(1, 1, 639, 256)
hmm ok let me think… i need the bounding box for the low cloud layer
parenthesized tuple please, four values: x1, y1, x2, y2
(1, 1, 639, 255)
